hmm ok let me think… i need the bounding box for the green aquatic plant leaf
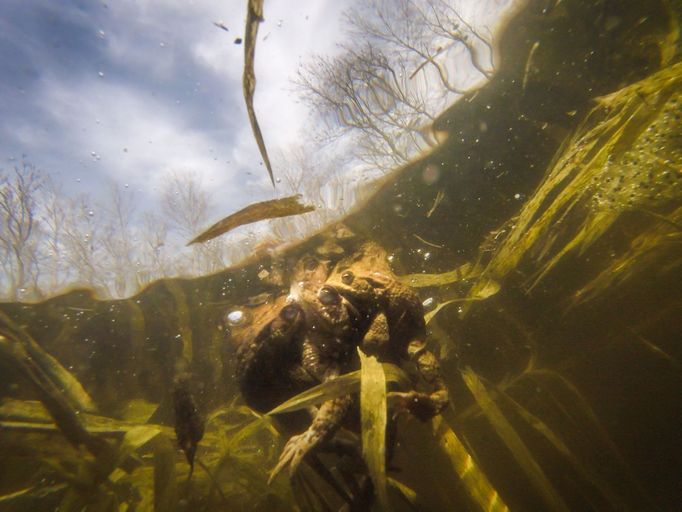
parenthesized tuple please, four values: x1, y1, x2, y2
(462, 367, 570, 512)
(118, 425, 162, 463)
(571, 205, 682, 307)
(500, 388, 626, 508)
(0, 398, 175, 437)
(387, 477, 418, 507)
(118, 398, 159, 424)
(0, 310, 96, 413)
(0, 484, 67, 504)
(524, 368, 657, 507)
(359, 350, 389, 510)
(424, 299, 459, 325)
(425, 279, 500, 323)
(0, 334, 110, 460)
(467, 62, 682, 303)
(398, 262, 476, 287)
(267, 363, 409, 415)
(626, 328, 680, 369)
(432, 416, 510, 512)
(152, 436, 178, 512)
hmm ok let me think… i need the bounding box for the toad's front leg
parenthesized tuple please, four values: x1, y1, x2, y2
(389, 339, 449, 421)
(269, 393, 352, 482)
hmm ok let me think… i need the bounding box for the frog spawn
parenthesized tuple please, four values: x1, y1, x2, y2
(590, 90, 682, 212)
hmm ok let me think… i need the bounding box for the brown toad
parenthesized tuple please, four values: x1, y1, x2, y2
(230, 294, 313, 414)
(326, 241, 449, 421)
(269, 255, 363, 480)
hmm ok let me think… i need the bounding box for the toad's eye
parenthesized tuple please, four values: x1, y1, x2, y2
(280, 304, 301, 321)
(341, 270, 354, 285)
(304, 257, 318, 271)
(318, 285, 341, 305)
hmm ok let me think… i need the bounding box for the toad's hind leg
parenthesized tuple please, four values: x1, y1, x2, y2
(269, 394, 352, 482)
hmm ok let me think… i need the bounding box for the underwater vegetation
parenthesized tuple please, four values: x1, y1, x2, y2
(1, 0, 681, 510)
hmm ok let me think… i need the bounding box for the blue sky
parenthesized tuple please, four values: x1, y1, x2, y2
(0, 0, 351, 213)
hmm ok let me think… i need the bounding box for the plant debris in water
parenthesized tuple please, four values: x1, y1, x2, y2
(242, 0, 275, 186)
(188, 194, 315, 245)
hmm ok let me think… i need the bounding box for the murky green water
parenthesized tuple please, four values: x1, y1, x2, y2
(1, 1, 681, 510)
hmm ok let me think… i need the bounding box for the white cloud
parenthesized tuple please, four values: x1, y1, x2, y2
(35, 76, 238, 202)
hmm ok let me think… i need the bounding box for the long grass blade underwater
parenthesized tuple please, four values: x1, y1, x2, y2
(0, 310, 96, 413)
(359, 350, 389, 510)
(462, 367, 571, 512)
(266, 363, 409, 416)
(466, 62, 682, 300)
(432, 416, 510, 512)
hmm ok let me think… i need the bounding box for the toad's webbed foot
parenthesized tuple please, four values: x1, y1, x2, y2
(399, 339, 449, 420)
(269, 395, 352, 483)
(388, 390, 449, 421)
(268, 429, 318, 482)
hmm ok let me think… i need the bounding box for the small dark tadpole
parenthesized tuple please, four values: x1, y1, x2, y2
(172, 366, 205, 479)
(234, 37, 243, 45)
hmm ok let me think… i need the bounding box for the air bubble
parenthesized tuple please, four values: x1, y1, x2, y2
(226, 309, 246, 326)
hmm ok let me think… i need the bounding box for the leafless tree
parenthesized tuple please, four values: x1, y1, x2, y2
(0, 162, 44, 299)
(40, 177, 70, 294)
(161, 170, 226, 275)
(0, 162, 243, 300)
(161, 170, 209, 238)
(346, 0, 494, 85)
(267, 144, 356, 241)
(99, 184, 141, 297)
(296, 0, 493, 172)
(136, 211, 170, 285)
(57, 193, 110, 295)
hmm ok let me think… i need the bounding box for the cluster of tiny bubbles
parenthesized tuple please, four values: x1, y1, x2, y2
(590, 89, 681, 212)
